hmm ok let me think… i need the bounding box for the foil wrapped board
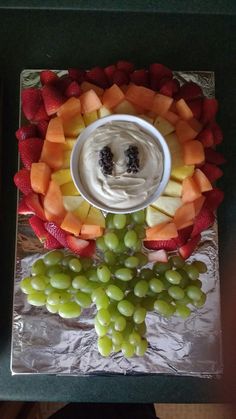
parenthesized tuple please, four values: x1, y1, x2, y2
(11, 69, 222, 376)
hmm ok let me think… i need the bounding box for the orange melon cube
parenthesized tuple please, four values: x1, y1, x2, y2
(151, 93, 173, 115)
(40, 141, 64, 170)
(80, 89, 102, 114)
(188, 117, 203, 133)
(193, 168, 213, 192)
(44, 209, 66, 225)
(175, 120, 199, 143)
(30, 162, 51, 195)
(145, 222, 169, 240)
(102, 84, 125, 109)
(80, 224, 103, 238)
(80, 81, 104, 97)
(175, 98, 194, 120)
(174, 202, 195, 230)
(146, 222, 178, 240)
(163, 110, 180, 125)
(125, 85, 155, 110)
(183, 140, 205, 165)
(44, 180, 65, 217)
(194, 195, 206, 216)
(61, 212, 82, 236)
(57, 97, 81, 120)
(119, 84, 129, 94)
(182, 176, 202, 204)
(46, 116, 65, 143)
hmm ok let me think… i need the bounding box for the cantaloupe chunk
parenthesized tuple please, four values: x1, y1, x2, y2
(193, 168, 213, 192)
(51, 168, 72, 186)
(44, 209, 66, 225)
(189, 117, 202, 133)
(102, 84, 125, 109)
(80, 224, 103, 238)
(113, 99, 136, 115)
(40, 141, 64, 170)
(183, 140, 205, 165)
(61, 181, 79, 196)
(119, 84, 129, 94)
(146, 206, 172, 227)
(152, 196, 182, 217)
(174, 202, 195, 230)
(145, 222, 169, 240)
(182, 177, 202, 203)
(61, 211, 82, 236)
(154, 116, 175, 136)
(151, 93, 173, 115)
(146, 222, 178, 240)
(85, 206, 105, 228)
(63, 114, 85, 137)
(80, 89, 102, 114)
(80, 81, 104, 97)
(61, 150, 71, 169)
(125, 85, 155, 110)
(175, 99, 193, 120)
(194, 195, 206, 216)
(164, 180, 182, 197)
(44, 180, 66, 217)
(46, 116, 65, 143)
(164, 110, 180, 125)
(30, 162, 51, 195)
(57, 97, 81, 120)
(175, 120, 199, 143)
(83, 111, 98, 126)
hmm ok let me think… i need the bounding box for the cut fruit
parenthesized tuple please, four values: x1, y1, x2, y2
(80, 81, 104, 97)
(148, 249, 168, 263)
(83, 111, 98, 126)
(18, 137, 43, 169)
(174, 202, 195, 230)
(179, 234, 201, 259)
(113, 99, 136, 115)
(139, 114, 154, 124)
(73, 201, 90, 222)
(125, 85, 155, 110)
(80, 224, 103, 238)
(146, 222, 178, 240)
(175, 82, 203, 102)
(164, 132, 184, 169)
(60, 181, 79, 196)
(98, 106, 112, 118)
(40, 141, 64, 170)
(44, 180, 65, 217)
(44, 221, 68, 247)
(57, 97, 81, 120)
(80, 89, 102, 113)
(200, 163, 223, 183)
(171, 165, 195, 181)
(63, 195, 85, 212)
(151, 196, 182, 217)
(191, 207, 215, 238)
(41, 84, 66, 116)
(25, 192, 46, 220)
(194, 195, 206, 216)
(204, 188, 224, 212)
(46, 116, 65, 143)
(182, 176, 202, 204)
(51, 168, 72, 186)
(197, 127, 214, 147)
(44, 209, 66, 225)
(176, 120, 199, 143)
(146, 206, 172, 227)
(85, 206, 105, 228)
(163, 180, 182, 197)
(102, 84, 125, 109)
(151, 93, 173, 115)
(175, 98, 193, 120)
(66, 235, 95, 257)
(183, 140, 205, 165)
(153, 115, 175, 136)
(63, 138, 76, 150)
(60, 212, 82, 236)
(163, 111, 179, 126)
(63, 113, 85, 137)
(144, 239, 177, 251)
(30, 162, 51, 195)
(204, 148, 226, 165)
(193, 168, 213, 193)
(61, 150, 71, 169)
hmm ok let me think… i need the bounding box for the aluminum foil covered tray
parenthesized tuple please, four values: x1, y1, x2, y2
(11, 70, 223, 376)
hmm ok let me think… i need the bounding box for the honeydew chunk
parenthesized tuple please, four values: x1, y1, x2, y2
(154, 115, 175, 136)
(151, 196, 182, 217)
(146, 206, 172, 227)
(163, 180, 182, 197)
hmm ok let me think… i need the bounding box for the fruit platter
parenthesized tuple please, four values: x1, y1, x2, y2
(12, 63, 224, 375)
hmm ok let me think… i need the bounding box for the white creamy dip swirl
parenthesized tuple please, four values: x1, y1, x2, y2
(79, 121, 164, 210)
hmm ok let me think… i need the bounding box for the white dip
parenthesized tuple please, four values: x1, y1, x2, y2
(78, 121, 164, 210)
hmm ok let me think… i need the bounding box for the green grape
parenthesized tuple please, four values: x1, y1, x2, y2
(184, 264, 199, 280)
(20, 277, 35, 294)
(170, 256, 185, 269)
(177, 295, 192, 306)
(113, 343, 122, 353)
(149, 277, 164, 293)
(186, 285, 203, 302)
(131, 209, 145, 224)
(98, 336, 112, 357)
(75, 291, 92, 308)
(46, 303, 59, 314)
(44, 284, 55, 296)
(118, 300, 134, 317)
(139, 268, 153, 280)
(124, 230, 138, 248)
(72, 275, 88, 290)
(178, 269, 190, 288)
(175, 304, 191, 319)
(134, 225, 146, 239)
(192, 292, 207, 308)
(157, 290, 173, 303)
(134, 280, 148, 298)
(80, 257, 93, 270)
(97, 265, 111, 283)
(87, 268, 99, 282)
(135, 338, 148, 356)
(168, 286, 185, 300)
(108, 303, 119, 321)
(94, 317, 109, 337)
(129, 331, 141, 346)
(153, 261, 171, 274)
(189, 279, 202, 288)
(92, 288, 109, 310)
(121, 341, 135, 358)
(114, 279, 128, 292)
(141, 297, 155, 311)
(31, 259, 46, 276)
(112, 330, 123, 346)
(134, 252, 148, 267)
(135, 321, 146, 336)
(104, 251, 117, 266)
(113, 242, 127, 254)
(68, 258, 82, 273)
(97, 308, 111, 326)
(105, 213, 115, 229)
(50, 273, 71, 290)
(133, 307, 146, 324)
(192, 260, 207, 274)
(92, 287, 106, 303)
(132, 239, 142, 252)
(162, 277, 172, 289)
(27, 292, 46, 307)
(44, 250, 63, 266)
(115, 268, 133, 281)
(96, 236, 108, 252)
(126, 292, 141, 306)
(113, 214, 127, 229)
(154, 300, 175, 317)
(67, 286, 77, 295)
(47, 265, 62, 278)
(124, 256, 139, 269)
(58, 302, 81, 318)
(81, 281, 99, 294)
(104, 232, 119, 250)
(146, 289, 156, 297)
(31, 275, 48, 291)
(114, 315, 126, 332)
(61, 254, 73, 267)
(165, 270, 182, 285)
(122, 321, 134, 340)
(106, 284, 124, 301)
(47, 291, 70, 305)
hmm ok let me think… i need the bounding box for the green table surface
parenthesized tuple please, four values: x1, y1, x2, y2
(0, 8, 236, 403)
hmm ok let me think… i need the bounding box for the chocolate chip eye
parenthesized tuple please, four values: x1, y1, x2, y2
(125, 145, 140, 173)
(99, 146, 113, 176)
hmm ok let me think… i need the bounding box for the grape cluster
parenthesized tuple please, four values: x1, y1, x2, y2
(99, 146, 113, 176)
(20, 210, 207, 359)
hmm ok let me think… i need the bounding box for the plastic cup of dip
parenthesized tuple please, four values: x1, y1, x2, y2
(70, 114, 171, 214)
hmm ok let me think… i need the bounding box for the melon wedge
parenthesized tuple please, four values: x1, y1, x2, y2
(164, 180, 182, 197)
(171, 165, 195, 181)
(61, 181, 79, 196)
(73, 200, 90, 222)
(46, 116, 65, 143)
(63, 196, 85, 212)
(83, 111, 98, 126)
(146, 205, 172, 227)
(182, 177, 202, 204)
(113, 99, 137, 115)
(61, 212, 82, 236)
(44, 180, 65, 217)
(151, 196, 182, 217)
(146, 222, 178, 240)
(80, 224, 103, 238)
(154, 115, 175, 136)
(51, 168, 72, 186)
(57, 97, 81, 120)
(85, 206, 105, 228)
(30, 162, 51, 195)
(98, 106, 112, 118)
(63, 114, 85, 137)
(80, 89, 102, 113)
(40, 141, 64, 170)
(63, 138, 76, 150)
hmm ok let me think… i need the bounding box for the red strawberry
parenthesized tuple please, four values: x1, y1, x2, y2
(112, 70, 129, 86)
(175, 225, 193, 247)
(42, 84, 66, 116)
(56, 75, 73, 93)
(78, 240, 95, 257)
(116, 60, 134, 74)
(191, 207, 215, 237)
(197, 127, 214, 148)
(174, 82, 203, 101)
(25, 193, 46, 220)
(44, 234, 63, 249)
(179, 234, 201, 259)
(104, 65, 117, 84)
(68, 68, 86, 83)
(16, 124, 38, 141)
(204, 148, 226, 165)
(40, 70, 58, 85)
(66, 235, 95, 257)
(18, 196, 33, 215)
(86, 66, 108, 88)
(204, 188, 224, 212)
(201, 98, 218, 124)
(36, 120, 49, 139)
(29, 215, 47, 242)
(130, 69, 149, 87)
(201, 163, 223, 183)
(143, 239, 177, 251)
(159, 79, 180, 97)
(149, 63, 172, 90)
(65, 81, 82, 98)
(33, 104, 49, 122)
(44, 221, 68, 247)
(148, 249, 168, 263)
(21, 88, 44, 121)
(18, 137, 43, 169)
(14, 168, 33, 195)
(211, 122, 223, 145)
(187, 98, 203, 120)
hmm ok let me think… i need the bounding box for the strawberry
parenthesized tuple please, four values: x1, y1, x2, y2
(86, 66, 108, 88)
(40, 70, 59, 85)
(197, 127, 214, 148)
(15, 124, 38, 141)
(65, 81, 82, 98)
(44, 221, 68, 247)
(66, 235, 95, 257)
(159, 79, 180, 97)
(68, 68, 86, 83)
(42, 84, 66, 116)
(175, 225, 193, 247)
(211, 122, 223, 145)
(204, 148, 226, 165)
(148, 249, 168, 263)
(204, 188, 224, 212)
(179, 234, 201, 259)
(56, 75, 73, 93)
(201, 98, 218, 124)
(18, 196, 33, 215)
(33, 104, 49, 122)
(44, 234, 63, 249)
(187, 98, 203, 120)
(201, 163, 223, 183)
(116, 60, 134, 74)
(104, 65, 117, 84)
(14, 168, 33, 195)
(112, 69, 129, 86)
(36, 120, 49, 139)
(25, 193, 46, 220)
(18, 137, 43, 169)
(29, 215, 47, 242)
(130, 69, 149, 87)
(21, 88, 44, 121)
(149, 63, 173, 90)
(174, 82, 203, 101)
(143, 239, 177, 251)
(78, 240, 96, 257)
(191, 207, 215, 237)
